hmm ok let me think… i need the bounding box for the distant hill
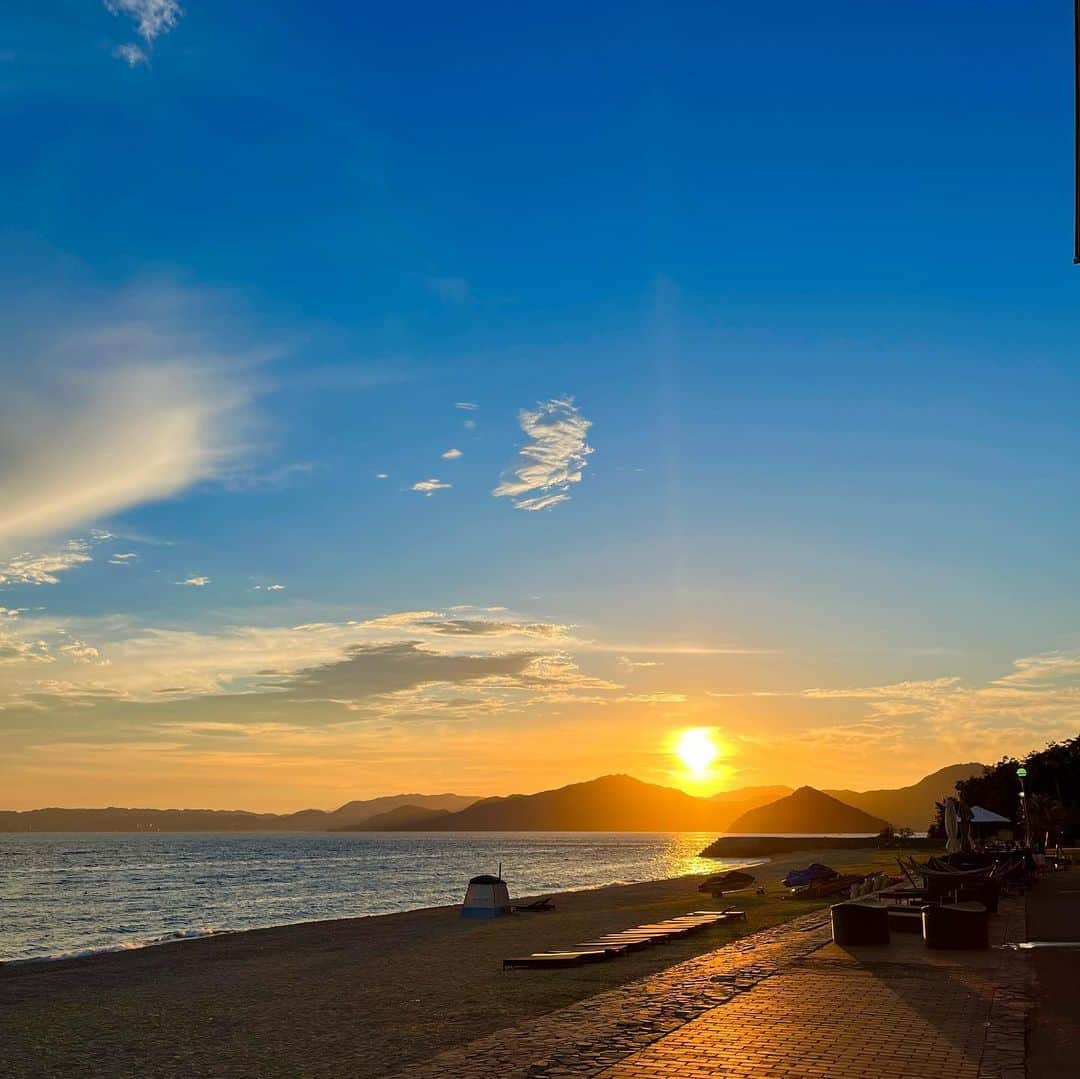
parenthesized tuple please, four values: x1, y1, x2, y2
(304, 794, 476, 829)
(726, 786, 889, 834)
(408, 775, 729, 832)
(712, 785, 792, 811)
(385, 775, 789, 832)
(824, 763, 984, 831)
(338, 804, 452, 830)
(0, 794, 478, 833)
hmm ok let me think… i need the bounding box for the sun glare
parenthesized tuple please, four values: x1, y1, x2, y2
(673, 727, 721, 778)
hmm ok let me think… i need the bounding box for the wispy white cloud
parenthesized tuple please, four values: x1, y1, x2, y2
(411, 479, 451, 496)
(375, 473, 389, 480)
(455, 402, 479, 411)
(441, 448, 463, 460)
(617, 656, 662, 672)
(105, 1, 182, 65)
(0, 540, 94, 585)
(463, 419, 477, 430)
(220, 461, 314, 493)
(112, 42, 148, 66)
(109, 552, 137, 565)
(493, 397, 593, 511)
(254, 584, 286, 592)
(0, 284, 256, 548)
(722, 652, 1080, 765)
(178, 576, 210, 587)
(105, 0, 183, 40)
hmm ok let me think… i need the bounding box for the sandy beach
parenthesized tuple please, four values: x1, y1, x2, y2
(0, 847, 899, 1079)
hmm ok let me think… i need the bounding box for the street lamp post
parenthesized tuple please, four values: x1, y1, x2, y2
(1017, 766, 1031, 849)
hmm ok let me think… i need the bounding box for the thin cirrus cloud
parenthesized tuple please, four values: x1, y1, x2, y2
(178, 576, 210, 587)
(454, 402, 479, 411)
(411, 479, 451, 496)
(441, 448, 463, 460)
(105, 0, 183, 66)
(493, 397, 594, 511)
(0, 284, 257, 551)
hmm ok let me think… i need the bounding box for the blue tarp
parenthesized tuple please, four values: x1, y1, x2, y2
(783, 863, 838, 888)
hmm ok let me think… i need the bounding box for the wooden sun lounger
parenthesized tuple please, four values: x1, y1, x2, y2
(513, 895, 555, 912)
(575, 941, 633, 955)
(589, 929, 670, 938)
(503, 950, 608, 970)
(578, 936, 654, 951)
(504, 909, 746, 970)
(599, 929, 680, 943)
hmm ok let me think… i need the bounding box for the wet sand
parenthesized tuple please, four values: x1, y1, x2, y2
(0, 848, 897, 1079)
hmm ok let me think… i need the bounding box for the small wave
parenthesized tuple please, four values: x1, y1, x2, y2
(3, 926, 226, 966)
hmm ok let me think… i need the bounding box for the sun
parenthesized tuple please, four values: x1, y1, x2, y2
(673, 727, 721, 778)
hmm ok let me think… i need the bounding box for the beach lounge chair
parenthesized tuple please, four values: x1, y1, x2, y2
(573, 941, 632, 955)
(513, 895, 555, 912)
(581, 935, 659, 951)
(502, 950, 608, 970)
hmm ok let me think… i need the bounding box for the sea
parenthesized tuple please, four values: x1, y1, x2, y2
(0, 831, 748, 963)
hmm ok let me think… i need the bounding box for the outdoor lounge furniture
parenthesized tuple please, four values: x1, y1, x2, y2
(878, 887, 928, 905)
(955, 879, 999, 914)
(513, 895, 555, 912)
(574, 941, 632, 955)
(508, 911, 741, 970)
(885, 905, 926, 934)
(922, 902, 989, 950)
(830, 901, 890, 946)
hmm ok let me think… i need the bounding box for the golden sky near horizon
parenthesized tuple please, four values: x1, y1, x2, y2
(2, 598, 1071, 811)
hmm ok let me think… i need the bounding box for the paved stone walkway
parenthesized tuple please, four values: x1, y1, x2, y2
(395, 898, 1030, 1079)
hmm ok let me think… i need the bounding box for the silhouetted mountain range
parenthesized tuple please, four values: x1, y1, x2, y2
(823, 762, 983, 830)
(0, 794, 477, 833)
(0, 766, 980, 833)
(726, 786, 889, 834)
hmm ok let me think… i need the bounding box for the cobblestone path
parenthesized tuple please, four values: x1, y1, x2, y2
(395, 898, 1029, 1079)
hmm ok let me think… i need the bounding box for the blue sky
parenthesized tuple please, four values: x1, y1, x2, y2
(1, 2, 1078, 809)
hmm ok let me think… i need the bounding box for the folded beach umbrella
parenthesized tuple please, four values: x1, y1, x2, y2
(945, 798, 961, 854)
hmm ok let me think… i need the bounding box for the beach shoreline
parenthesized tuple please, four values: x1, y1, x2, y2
(1, 847, 900, 1078)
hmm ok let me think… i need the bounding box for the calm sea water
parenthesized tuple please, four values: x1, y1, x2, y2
(0, 831, 740, 963)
